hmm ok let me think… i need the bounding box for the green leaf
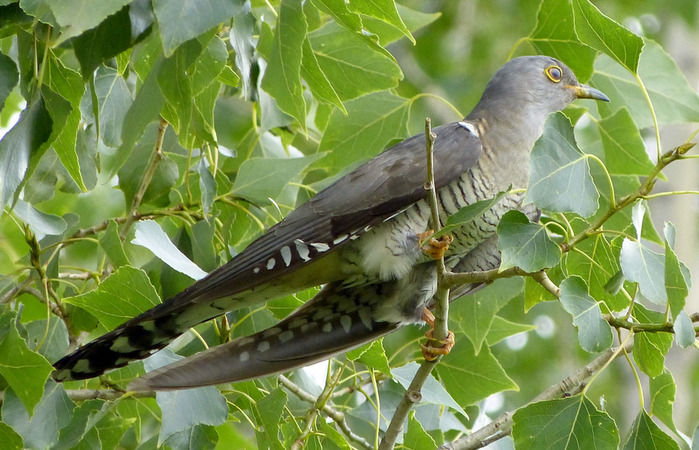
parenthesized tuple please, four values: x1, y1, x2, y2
(673, 310, 694, 349)
(527, 0, 597, 81)
(597, 108, 654, 176)
(392, 363, 468, 418)
(361, 4, 439, 47)
(0, 51, 18, 108)
(0, 312, 55, 415)
(620, 238, 666, 306)
(141, 350, 227, 446)
(72, 4, 149, 79)
(650, 370, 677, 432)
(623, 410, 680, 450)
(93, 66, 133, 147)
(572, 0, 643, 73)
(434, 191, 507, 240)
(559, 276, 613, 353)
(435, 338, 518, 406)
(591, 41, 699, 128)
(486, 316, 536, 346)
(633, 305, 673, 378)
(99, 220, 130, 268)
(232, 153, 324, 205)
(316, 91, 410, 173)
(152, 0, 243, 56)
(1, 381, 75, 449)
(565, 224, 628, 311)
(527, 112, 599, 217)
(449, 277, 524, 354)
(0, 97, 52, 208)
(63, 266, 161, 331)
(497, 210, 561, 272)
(12, 198, 67, 236)
(132, 220, 208, 280)
(405, 411, 437, 449)
(301, 37, 345, 113)
(308, 22, 403, 101)
(163, 425, 218, 450)
(512, 395, 620, 450)
(255, 387, 287, 450)
(347, 0, 414, 44)
(261, 0, 307, 131)
(47, 0, 132, 43)
(664, 222, 690, 317)
(347, 339, 391, 376)
(54, 399, 109, 449)
(0, 421, 23, 450)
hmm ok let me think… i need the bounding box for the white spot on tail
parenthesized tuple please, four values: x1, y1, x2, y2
(333, 234, 348, 245)
(257, 341, 270, 352)
(294, 239, 311, 261)
(279, 330, 294, 342)
(253, 267, 260, 273)
(280, 246, 292, 266)
(358, 307, 373, 330)
(240, 351, 250, 362)
(340, 315, 352, 333)
(322, 323, 333, 333)
(267, 258, 276, 270)
(311, 242, 330, 252)
(263, 327, 281, 337)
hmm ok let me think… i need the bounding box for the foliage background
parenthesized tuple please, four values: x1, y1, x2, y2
(0, 0, 698, 449)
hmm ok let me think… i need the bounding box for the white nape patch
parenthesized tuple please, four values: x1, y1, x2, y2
(333, 234, 348, 245)
(322, 322, 333, 333)
(278, 330, 294, 343)
(73, 359, 93, 374)
(458, 121, 479, 137)
(263, 327, 282, 337)
(267, 258, 276, 270)
(280, 246, 292, 267)
(294, 239, 311, 261)
(257, 341, 270, 352)
(311, 242, 330, 252)
(253, 267, 260, 273)
(340, 315, 352, 333)
(357, 307, 373, 330)
(240, 351, 250, 362)
(110, 336, 136, 352)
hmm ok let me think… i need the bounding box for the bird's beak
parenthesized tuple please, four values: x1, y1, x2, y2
(569, 84, 610, 102)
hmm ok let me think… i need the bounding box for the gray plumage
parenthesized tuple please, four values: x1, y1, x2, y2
(53, 56, 608, 389)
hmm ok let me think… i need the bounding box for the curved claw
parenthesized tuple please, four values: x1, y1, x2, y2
(418, 230, 453, 260)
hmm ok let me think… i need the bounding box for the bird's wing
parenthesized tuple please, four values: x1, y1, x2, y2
(52, 122, 480, 382)
(140, 121, 482, 312)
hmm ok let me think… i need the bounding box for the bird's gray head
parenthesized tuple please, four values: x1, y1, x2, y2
(467, 55, 609, 126)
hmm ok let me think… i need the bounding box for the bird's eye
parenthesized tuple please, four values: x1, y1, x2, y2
(545, 65, 563, 83)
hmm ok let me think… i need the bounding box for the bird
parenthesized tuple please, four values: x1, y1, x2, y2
(52, 56, 609, 390)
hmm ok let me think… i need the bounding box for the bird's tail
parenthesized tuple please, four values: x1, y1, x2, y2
(127, 282, 402, 391)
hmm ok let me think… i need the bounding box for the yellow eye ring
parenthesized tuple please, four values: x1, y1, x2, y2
(545, 65, 563, 83)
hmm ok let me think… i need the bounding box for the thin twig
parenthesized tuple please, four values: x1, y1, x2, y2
(278, 375, 372, 449)
(120, 118, 168, 239)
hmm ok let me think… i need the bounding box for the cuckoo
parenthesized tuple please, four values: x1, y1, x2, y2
(53, 56, 608, 390)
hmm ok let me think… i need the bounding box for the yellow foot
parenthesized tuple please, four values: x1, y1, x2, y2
(420, 308, 455, 361)
(417, 230, 453, 260)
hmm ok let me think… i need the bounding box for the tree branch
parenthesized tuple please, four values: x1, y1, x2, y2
(439, 339, 635, 450)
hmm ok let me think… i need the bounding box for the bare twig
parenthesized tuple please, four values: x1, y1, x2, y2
(278, 375, 372, 449)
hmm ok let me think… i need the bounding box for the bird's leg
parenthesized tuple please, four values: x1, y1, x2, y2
(421, 308, 455, 361)
(417, 230, 453, 260)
